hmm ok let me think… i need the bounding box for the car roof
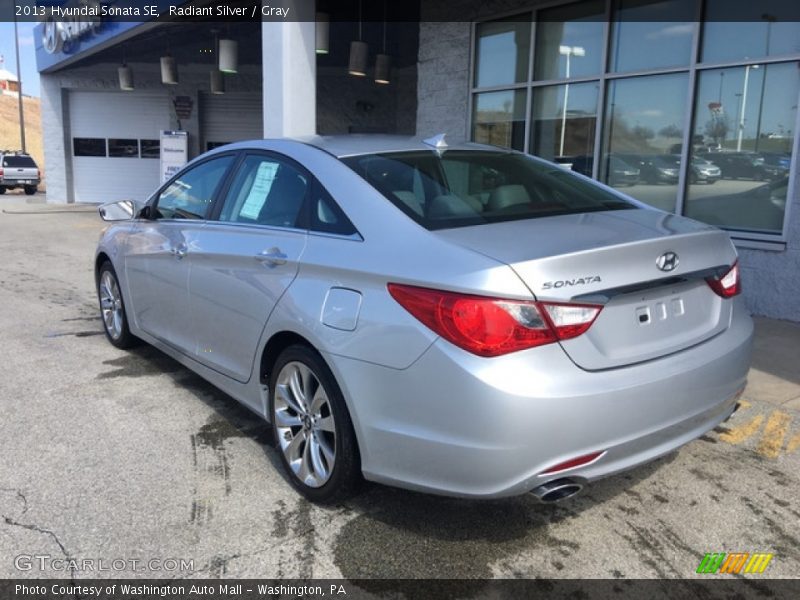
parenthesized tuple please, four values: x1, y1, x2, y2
(285, 134, 506, 158)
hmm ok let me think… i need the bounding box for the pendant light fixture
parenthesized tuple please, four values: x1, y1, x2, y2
(218, 26, 238, 74)
(160, 54, 178, 85)
(210, 30, 225, 95)
(118, 46, 134, 91)
(316, 12, 330, 55)
(348, 0, 367, 76)
(210, 70, 225, 95)
(374, 0, 391, 84)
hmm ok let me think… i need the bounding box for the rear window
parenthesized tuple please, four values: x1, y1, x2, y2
(2, 155, 36, 168)
(341, 151, 634, 230)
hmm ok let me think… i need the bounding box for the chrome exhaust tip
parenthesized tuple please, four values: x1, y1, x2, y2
(531, 478, 583, 503)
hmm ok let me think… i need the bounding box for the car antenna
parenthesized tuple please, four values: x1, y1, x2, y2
(423, 133, 448, 151)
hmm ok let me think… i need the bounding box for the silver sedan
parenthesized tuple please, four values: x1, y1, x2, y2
(96, 135, 753, 503)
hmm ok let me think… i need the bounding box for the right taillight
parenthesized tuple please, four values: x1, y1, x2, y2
(388, 283, 602, 357)
(706, 261, 740, 298)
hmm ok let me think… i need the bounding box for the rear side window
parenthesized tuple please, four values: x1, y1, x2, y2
(2, 155, 37, 168)
(342, 151, 635, 230)
(218, 155, 309, 228)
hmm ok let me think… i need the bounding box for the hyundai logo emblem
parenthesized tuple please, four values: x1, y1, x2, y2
(656, 251, 680, 272)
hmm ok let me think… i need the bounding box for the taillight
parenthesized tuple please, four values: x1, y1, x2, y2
(706, 261, 740, 298)
(0, 167, 4, 178)
(388, 283, 602, 357)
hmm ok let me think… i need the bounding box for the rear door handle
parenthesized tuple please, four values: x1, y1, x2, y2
(255, 247, 287, 266)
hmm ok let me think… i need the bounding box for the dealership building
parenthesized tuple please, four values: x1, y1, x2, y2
(34, 0, 800, 321)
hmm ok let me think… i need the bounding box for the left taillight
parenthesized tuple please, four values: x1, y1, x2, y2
(706, 261, 740, 298)
(387, 283, 602, 357)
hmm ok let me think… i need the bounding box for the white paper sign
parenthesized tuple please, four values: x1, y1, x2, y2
(160, 130, 188, 184)
(239, 161, 279, 220)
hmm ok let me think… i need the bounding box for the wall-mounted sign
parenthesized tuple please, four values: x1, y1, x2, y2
(160, 130, 188, 184)
(173, 96, 194, 120)
(42, 16, 102, 54)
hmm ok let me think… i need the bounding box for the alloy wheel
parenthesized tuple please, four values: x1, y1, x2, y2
(99, 270, 124, 340)
(273, 361, 337, 488)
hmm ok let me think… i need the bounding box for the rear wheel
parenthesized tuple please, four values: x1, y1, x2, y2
(0, 186, 6, 194)
(97, 262, 138, 349)
(24, 185, 37, 195)
(269, 344, 360, 503)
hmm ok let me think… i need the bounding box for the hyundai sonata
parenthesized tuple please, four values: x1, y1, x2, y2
(95, 135, 752, 503)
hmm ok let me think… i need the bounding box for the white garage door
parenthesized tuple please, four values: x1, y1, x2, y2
(200, 92, 263, 151)
(69, 91, 169, 204)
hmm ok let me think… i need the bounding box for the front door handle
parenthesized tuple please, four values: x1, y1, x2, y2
(255, 247, 287, 266)
(170, 243, 188, 259)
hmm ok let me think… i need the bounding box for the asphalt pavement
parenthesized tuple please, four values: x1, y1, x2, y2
(0, 193, 798, 580)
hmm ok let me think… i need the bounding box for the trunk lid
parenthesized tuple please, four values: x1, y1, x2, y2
(434, 208, 738, 370)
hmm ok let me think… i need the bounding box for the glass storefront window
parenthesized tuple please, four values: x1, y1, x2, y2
(609, 0, 695, 73)
(469, 5, 799, 239)
(601, 73, 689, 211)
(472, 90, 527, 151)
(530, 82, 599, 164)
(702, 2, 800, 63)
(684, 62, 798, 233)
(534, 1, 605, 81)
(474, 16, 531, 88)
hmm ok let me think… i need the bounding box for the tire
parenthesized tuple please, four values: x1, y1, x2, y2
(269, 344, 360, 503)
(97, 262, 138, 349)
(0, 186, 6, 194)
(24, 185, 37, 195)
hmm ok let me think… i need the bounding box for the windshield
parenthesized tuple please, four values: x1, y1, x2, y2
(341, 151, 635, 230)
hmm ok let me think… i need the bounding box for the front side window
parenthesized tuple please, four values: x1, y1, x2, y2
(154, 155, 234, 220)
(218, 155, 308, 228)
(342, 151, 633, 231)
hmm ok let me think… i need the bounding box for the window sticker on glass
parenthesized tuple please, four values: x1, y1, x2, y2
(240, 161, 279, 220)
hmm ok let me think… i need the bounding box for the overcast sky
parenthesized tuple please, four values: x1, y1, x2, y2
(0, 21, 40, 97)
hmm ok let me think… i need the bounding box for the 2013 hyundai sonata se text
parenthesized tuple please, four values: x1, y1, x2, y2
(95, 135, 753, 503)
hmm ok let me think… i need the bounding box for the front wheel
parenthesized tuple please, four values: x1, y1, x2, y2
(270, 345, 360, 503)
(97, 262, 138, 349)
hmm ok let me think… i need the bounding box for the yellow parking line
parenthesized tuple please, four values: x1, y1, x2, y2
(719, 414, 765, 445)
(787, 432, 800, 454)
(756, 411, 791, 459)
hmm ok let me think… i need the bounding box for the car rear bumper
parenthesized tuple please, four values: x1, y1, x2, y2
(0, 179, 40, 186)
(327, 297, 753, 498)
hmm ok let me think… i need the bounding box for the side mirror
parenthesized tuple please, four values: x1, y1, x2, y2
(98, 200, 136, 222)
(138, 205, 153, 220)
